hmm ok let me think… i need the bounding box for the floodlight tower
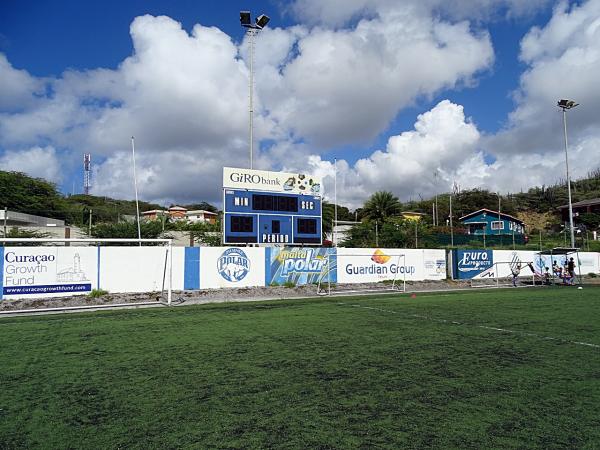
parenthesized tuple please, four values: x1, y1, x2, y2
(557, 99, 579, 248)
(83, 153, 91, 195)
(240, 11, 270, 169)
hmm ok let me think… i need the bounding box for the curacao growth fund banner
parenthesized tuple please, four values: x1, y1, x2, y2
(337, 248, 446, 283)
(266, 247, 336, 286)
(0, 247, 97, 299)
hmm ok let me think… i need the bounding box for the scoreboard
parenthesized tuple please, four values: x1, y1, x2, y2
(223, 167, 322, 245)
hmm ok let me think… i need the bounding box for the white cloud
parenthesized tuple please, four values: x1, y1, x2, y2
(0, 54, 46, 112)
(299, 100, 483, 208)
(0, 146, 62, 183)
(6, 2, 595, 211)
(485, 0, 600, 183)
(0, 10, 496, 205)
(288, 0, 551, 27)
(263, 12, 493, 147)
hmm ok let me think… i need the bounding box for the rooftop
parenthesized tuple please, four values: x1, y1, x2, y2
(558, 198, 600, 209)
(459, 208, 524, 224)
(186, 210, 217, 215)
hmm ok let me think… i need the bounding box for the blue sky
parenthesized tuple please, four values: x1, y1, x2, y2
(0, 0, 598, 208)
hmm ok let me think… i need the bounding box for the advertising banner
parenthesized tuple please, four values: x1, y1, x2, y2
(423, 249, 447, 280)
(1, 246, 97, 299)
(199, 247, 265, 289)
(493, 250, 537, 278)
(533, 251, 600, 277)
(337, 248, 446, 283)
(454, 249, 493, 279)
(266, 247, 336, 286)
(223, 167, 322, 196)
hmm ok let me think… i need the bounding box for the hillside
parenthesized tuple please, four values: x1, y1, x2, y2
(398, 168, 600, 232)
(0, 171, 218, 226)
(2, 168, 599, 231)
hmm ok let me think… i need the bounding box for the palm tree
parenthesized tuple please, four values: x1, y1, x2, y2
(321, 201, 334, 235)
(362, 191, 401, 223)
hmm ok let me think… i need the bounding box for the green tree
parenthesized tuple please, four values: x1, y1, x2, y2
(182, 202, 219, 213)
(168, 220, 222, 246)
(322, 202, 334, 236)
(91, 221, 166, 242)
(339, 221, 376, 247)
(0, 171, 68, 220)
(362, 191, 401, 222)
(579, 213, 600, 230)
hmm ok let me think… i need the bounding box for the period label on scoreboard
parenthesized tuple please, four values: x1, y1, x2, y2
(223, 167, 322, 197)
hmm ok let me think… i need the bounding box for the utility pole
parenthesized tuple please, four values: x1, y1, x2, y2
(433, 170, 439, 226)
(3, 207, 7, 244)
(88, 209, 92, 237)
(449, 194, 454, 247)
(334, 157, 337, 246)
(131, 136, 142, 246)
(415, 221, 418, 249)
(498, 193, 501, 237)
(483, 225, 486, 249)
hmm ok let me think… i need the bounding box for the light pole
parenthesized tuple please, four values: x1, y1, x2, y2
(131, 136, 142, 245)
(240, 11, 270, 170)
(334, 158, 338, 247)
(557, 99, 578, 248)
(497, 192, 501, 237)
(449, 193, 454, 247)
(433, 170, 439, 226)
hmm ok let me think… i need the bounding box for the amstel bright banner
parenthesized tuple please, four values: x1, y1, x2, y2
(0, 247, 98, 299)
(337, 248, 445, 284)
(266, 247, 336, 286)
(199, 247, 265, 289)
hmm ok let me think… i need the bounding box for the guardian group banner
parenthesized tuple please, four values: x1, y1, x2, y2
(337, 248, 446, 283)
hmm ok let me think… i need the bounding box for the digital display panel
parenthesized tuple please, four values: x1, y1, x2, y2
(297, 218, 317, 234)
(230, 215, 253, 233)
(252, 194, 298, 212)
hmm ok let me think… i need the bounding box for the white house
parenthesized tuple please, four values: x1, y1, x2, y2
(186, 210, 218, 224)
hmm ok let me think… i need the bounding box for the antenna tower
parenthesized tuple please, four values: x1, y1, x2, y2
(83, 153, 91, 195)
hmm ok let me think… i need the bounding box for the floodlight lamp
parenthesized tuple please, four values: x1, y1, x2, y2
(255, 14, 270, 29)
(240, 11, 251, 26)
(557, 99, 579, 109)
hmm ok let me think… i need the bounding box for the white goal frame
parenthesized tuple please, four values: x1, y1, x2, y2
(469, 261, 537, 289)
(317, 253, 406, 296)
(0, 238, 173, 305)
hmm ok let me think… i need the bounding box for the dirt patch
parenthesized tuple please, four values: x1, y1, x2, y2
(1, 278, 595, 312)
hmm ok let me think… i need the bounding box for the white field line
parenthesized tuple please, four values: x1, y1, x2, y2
(338, 303, 600, 349)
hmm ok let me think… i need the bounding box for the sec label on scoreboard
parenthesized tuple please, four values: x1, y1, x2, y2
(223, 168, 322, 246)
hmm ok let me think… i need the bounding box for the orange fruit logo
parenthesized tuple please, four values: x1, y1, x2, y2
(371, 249, 391, 264)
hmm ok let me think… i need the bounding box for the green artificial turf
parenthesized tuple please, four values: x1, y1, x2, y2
(1, 286, 599, 449)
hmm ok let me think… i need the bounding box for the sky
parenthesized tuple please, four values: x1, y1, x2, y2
(1, 0, 599, 209)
